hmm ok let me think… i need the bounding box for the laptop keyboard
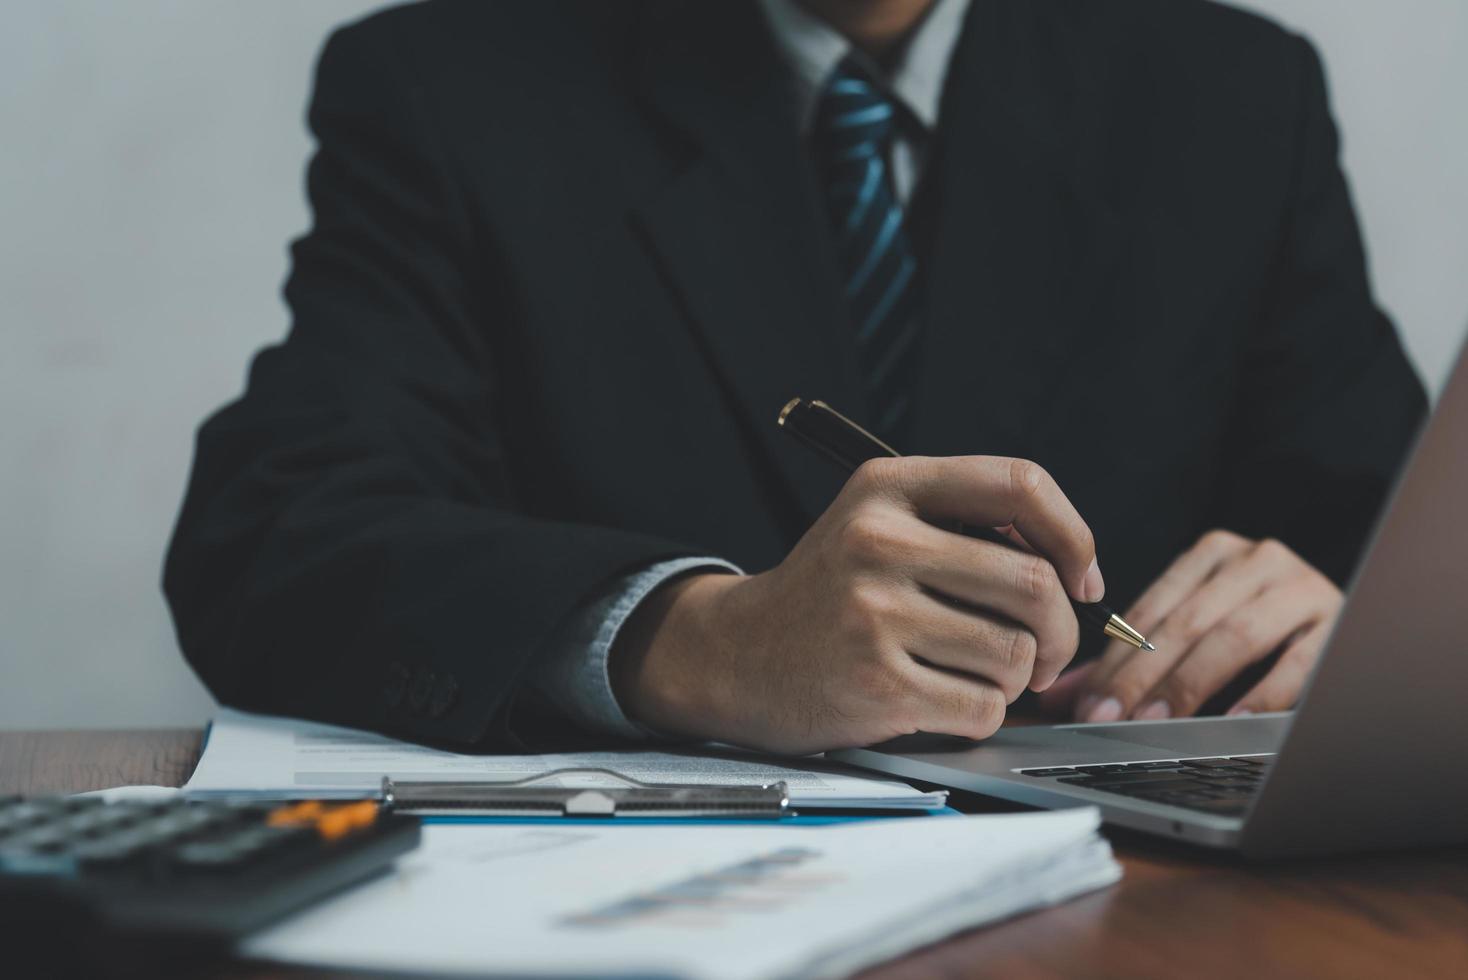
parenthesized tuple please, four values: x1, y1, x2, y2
(1018, 755, 1274, 817)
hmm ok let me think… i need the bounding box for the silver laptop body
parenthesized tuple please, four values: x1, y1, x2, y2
(833, 335, 1468, 858)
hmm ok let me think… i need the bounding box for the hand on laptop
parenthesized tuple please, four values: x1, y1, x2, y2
(1042, 530, 1342, 723)
(612, 456, 1102, 754)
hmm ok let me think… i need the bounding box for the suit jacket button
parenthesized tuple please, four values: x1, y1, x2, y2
(429, 673, 460, 718)
(383, 661, 411, 708)
(408, 668, 436, 713)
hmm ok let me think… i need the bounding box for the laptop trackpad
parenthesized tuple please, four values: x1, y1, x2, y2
(1073, 716, 1289, 758)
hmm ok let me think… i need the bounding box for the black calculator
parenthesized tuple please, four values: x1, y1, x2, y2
(0, 794, 420, 977)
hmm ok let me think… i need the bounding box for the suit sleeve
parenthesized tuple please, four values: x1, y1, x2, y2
(1214, 36, 1427, 585)
(163, 25, 702, 749)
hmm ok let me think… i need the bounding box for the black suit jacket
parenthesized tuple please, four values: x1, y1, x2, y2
(164, 0, 1426, 749)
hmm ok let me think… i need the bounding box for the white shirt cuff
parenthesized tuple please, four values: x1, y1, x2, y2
(526, 556, 743, 739)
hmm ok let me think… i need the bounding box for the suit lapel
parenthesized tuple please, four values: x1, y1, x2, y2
(909, 0, 1125, 460)
(631, 1, 861, 529)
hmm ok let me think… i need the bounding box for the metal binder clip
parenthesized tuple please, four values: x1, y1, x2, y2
(379, 769, 791, 819)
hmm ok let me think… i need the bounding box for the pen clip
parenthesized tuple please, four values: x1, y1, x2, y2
(777, 398, 900, 474)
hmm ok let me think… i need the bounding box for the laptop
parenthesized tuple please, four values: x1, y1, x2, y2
(832, 333, 1468, 858)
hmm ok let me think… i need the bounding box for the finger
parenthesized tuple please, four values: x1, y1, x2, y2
(1077, 530, 1253, 720)
(1092, 540, 1305, 719)
(994, 523, 1029, 548)
(1037, 661, 1096, 715)
(1123, 530, 1260, 640)
(900, 591, 1040, 703)
(904, 528, 1078, 692)
(865, 456, 1101, 603)
(902, 661, 1008, 741)
(1137, 579, 1334, 719)
(1228, 620, 1332, 715)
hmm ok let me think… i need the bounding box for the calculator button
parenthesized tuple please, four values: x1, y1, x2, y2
(62, 807, 142, 837)
(266, 801, 326, 827)
(0, 847, 76, 876)
(315, 802, 379, 841)
(142, 807, 221, 839)
(0, 826, 79, 874)
(221, 825, 314, 860)
(73, 832, 157, 871)
(0, 801, 64, 830)
(169, 840, 252, 873)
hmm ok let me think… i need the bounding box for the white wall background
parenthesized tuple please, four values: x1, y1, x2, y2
(2, 1, 1466, 729)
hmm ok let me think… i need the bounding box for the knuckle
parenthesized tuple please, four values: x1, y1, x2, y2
(992, 630, 1038, 703)
(1006, 628, 1038, 674)
(1200, 528, 1244, 554)
(1007, 458, 1049, 504)
(968, 688, 1006, 739)
(853, 654, 907, 703)
(838, 511, 901, 565)
(846, 581, 898, 631)
(875, 677, 919, 733)
(1254, 537, 1291, 563)
(849, 456, 904, 495)
(1217, 614, 1258, 651)
(1016, 555, 1062, 606)
(1172, 609, 1209, 646)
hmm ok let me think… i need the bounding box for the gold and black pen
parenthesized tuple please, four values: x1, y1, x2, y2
(778, 397, 1155, 652)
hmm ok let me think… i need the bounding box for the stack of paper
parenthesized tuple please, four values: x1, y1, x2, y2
(185, 709, 949, 810)
(245, 809, 1119, 979)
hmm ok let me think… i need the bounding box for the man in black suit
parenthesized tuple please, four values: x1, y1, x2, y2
(165, 0, 1425, 752)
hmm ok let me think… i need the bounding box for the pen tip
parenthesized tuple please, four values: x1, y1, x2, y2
(1142, 641, 1157, 651)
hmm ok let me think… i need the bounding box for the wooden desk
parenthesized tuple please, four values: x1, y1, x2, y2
(4, 729, 1468, 979)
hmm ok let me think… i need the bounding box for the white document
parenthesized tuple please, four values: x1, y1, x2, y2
(185, 709, 948, 810)
(245, 809, 1120, 979)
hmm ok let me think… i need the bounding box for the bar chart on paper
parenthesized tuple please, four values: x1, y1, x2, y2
(562, 845, 843, 929)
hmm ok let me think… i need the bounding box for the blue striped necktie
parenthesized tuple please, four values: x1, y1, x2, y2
(813, 58, 920, 440)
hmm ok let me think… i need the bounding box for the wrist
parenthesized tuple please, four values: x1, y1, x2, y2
(609, 572, 745, 740)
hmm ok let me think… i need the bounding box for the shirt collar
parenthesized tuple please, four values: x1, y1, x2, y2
(758, 0, 972, 132)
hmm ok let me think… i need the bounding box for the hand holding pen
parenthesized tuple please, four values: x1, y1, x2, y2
(612, 398, 1125, 755)
(778, 398, 1154, 653)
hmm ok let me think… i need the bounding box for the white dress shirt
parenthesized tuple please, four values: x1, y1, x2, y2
(759, 0, 971, 203)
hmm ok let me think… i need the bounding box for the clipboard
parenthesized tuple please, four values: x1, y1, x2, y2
(380, 769, 790, 820)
